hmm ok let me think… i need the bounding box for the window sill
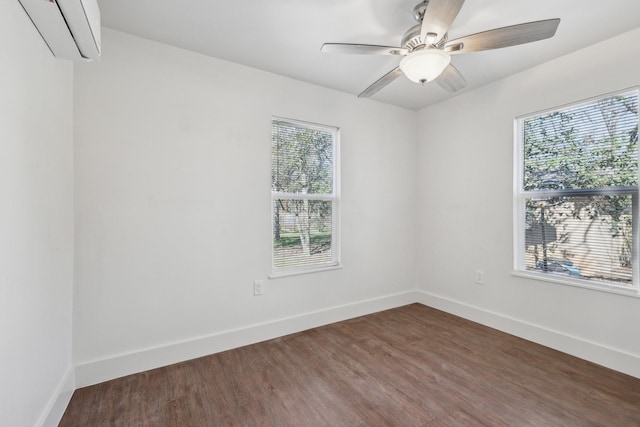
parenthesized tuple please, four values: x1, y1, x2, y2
(511, 270, 640, 298)
(269, 264, 342, 280)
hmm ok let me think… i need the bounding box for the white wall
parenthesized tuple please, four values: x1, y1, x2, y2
(0, 2, 75, 426)
(73, 29, 418, 385)
(2, 4, 638, 420)
(416, 28, 640, 377)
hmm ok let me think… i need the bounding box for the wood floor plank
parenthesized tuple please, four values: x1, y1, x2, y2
(59, 304, 640, 426)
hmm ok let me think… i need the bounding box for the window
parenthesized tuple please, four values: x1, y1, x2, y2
(514, 89, 639, 294)
(271, 118, 340, 276)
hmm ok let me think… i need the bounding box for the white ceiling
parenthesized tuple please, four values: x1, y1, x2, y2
(97, 0, 640, 111)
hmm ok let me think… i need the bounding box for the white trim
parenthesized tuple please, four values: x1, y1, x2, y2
(414, 290, 640, 379)
(74, 291, 416, 387)
(37, 366, 75, 427)
(512, 270, 640, 298)
(513, 117, 525, 273)
(515, 86, 640, 121)
(332, 129, 341, 266)
(269, 264, 342, 279)
(271, 192, 337, 201)
(272, 116, 339, 134)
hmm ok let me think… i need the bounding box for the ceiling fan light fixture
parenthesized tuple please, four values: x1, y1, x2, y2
(399, 49, 451, 84)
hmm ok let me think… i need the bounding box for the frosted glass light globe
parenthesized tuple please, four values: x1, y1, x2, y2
(400, 49, 451, 84)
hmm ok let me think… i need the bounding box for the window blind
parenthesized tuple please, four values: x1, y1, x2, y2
(271, 119, 338, 274)
(517, 89, 639, 290)
(524, 92, 638, 191)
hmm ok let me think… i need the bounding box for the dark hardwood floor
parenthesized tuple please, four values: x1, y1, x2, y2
(59, 304, 640, 426)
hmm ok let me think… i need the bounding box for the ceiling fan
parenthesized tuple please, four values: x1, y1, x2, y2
(321, 0, 560, 98)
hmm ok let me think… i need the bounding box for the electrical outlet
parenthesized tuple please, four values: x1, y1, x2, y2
(253, 280, 264, 296)
(475, 270, 484, 285)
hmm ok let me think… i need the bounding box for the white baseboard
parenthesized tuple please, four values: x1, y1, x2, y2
(75, 291, 417, 387)
(415, 290, 640, 379)
(75, 288, 640, 390)
(37, 366, 75, 427)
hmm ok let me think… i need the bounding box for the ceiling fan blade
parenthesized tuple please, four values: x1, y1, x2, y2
(358, 67, 404, 98)
(321, 43, 408, 56)
(436, 64, 466, 92)
(445, 18, 560, 54)
(420, 0, 465, 45)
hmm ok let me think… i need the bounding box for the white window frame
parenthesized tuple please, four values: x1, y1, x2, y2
(270, 117, 341, 278)
(513, 88, 640, 297)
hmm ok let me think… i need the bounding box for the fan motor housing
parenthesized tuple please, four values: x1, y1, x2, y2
(401, 24, 448, 52)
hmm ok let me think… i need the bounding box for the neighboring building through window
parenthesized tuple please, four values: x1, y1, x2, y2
(271, 118, 340, 276)
(514, 88, 639, 294)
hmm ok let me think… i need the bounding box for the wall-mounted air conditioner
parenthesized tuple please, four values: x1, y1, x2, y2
(18, 0, 101, 60)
